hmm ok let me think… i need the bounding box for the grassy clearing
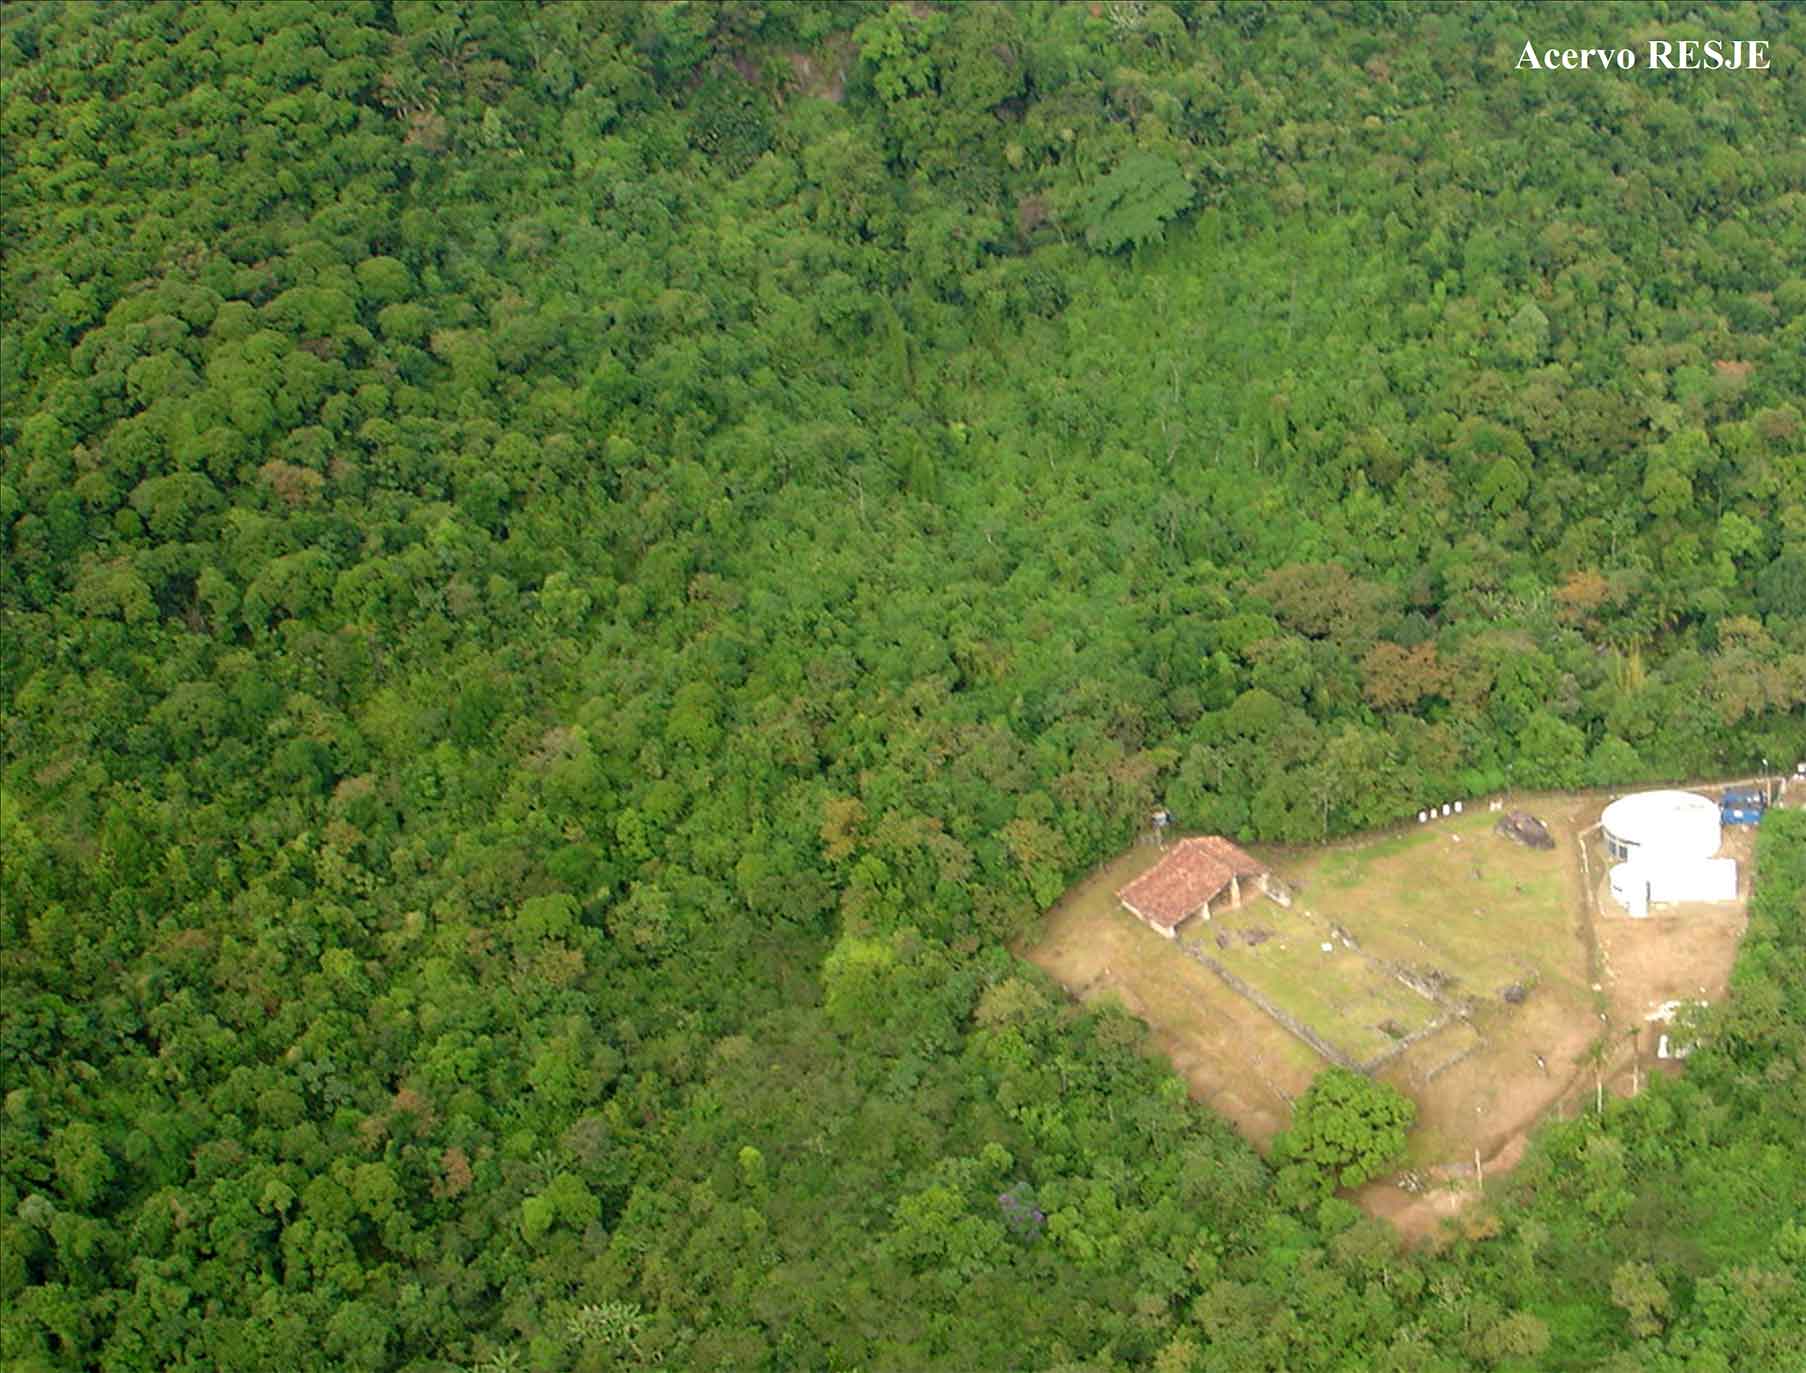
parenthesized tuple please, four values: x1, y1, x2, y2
(1182, 910, 1441, 1065)
(1273, 808, 1587, 1011)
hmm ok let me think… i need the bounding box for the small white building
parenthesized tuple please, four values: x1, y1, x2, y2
(1602, 790, 1736, 917)
(1609, 858, 1738, 917)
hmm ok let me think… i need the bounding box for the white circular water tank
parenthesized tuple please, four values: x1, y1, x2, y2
(1600, 790, 1720, 864)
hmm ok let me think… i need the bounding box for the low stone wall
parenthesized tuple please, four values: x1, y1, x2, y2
(1373, 958, 1463, 1010)
(1179, 910, 1472, 1077)
(1420, 1041, 1483, 1084)
(1180, 945, 1360, 1071)
(1359, 1012, 1458, 1074)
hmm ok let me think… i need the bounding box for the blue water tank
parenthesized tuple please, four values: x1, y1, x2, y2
(1721, 789, 1766, 825)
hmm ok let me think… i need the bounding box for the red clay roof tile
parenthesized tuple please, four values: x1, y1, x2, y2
(1116, 837, 1267, 930)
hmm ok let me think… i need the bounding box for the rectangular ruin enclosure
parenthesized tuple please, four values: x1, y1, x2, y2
(1157, 807, 1583, 1071)
(1180, 912, 1444, 1066)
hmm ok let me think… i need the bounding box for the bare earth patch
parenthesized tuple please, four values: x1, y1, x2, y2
(784, 39, 852, 104)
(1023, 791, 1752, 1245)
(1026, 847, 1321, 1144)
(1589, 818, 1753, 1085)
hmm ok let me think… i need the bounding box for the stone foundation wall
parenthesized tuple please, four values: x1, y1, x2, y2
(1180, 945, 1359, 1071)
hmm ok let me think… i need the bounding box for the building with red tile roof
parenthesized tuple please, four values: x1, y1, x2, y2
(1116, 837, 1287, 938)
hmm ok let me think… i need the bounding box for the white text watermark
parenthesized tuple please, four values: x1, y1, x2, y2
(1516, 40, 1769, 72)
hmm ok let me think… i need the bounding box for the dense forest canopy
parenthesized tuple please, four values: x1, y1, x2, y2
(2, 1, 1804, 1370)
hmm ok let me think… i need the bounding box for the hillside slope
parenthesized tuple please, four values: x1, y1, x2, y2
(3, 3, 1804, 1369)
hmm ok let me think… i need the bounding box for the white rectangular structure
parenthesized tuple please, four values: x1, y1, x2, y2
(1610, 858, 1738, 917)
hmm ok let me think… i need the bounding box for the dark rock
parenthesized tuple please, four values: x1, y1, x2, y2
(1495, 810, 1555, 850)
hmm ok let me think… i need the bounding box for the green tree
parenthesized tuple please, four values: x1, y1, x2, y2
(1071, 152, 1195, 255)
(1273, 1068, 1416, 1205)
(1610, 1259, 1672, 1338)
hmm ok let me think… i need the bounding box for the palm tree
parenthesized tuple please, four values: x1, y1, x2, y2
(1576, 1030, 1612, 1114)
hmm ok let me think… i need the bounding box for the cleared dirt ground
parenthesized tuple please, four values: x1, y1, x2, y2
(1590, 817, 1755, 1072)
(1024, 791, 1754, 1244)
(1028, 846, 1323, 1145)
